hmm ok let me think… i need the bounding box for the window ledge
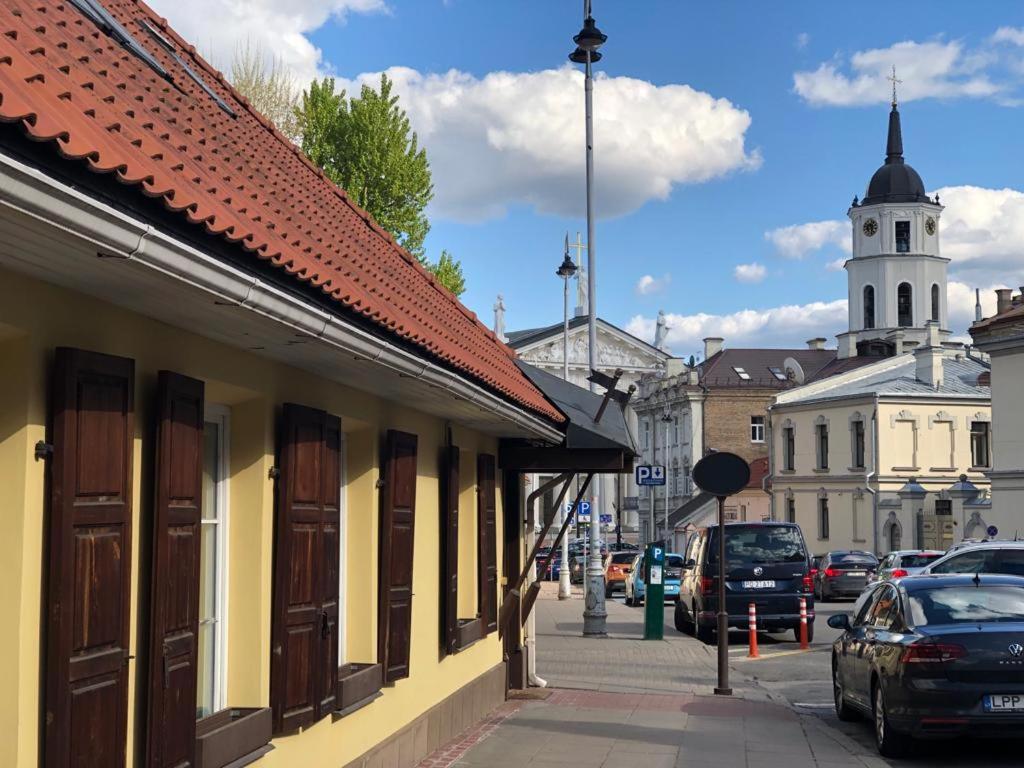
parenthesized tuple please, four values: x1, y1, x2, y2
(892, 467, 920, 472)
(779, 469, 795, 475)
(454, 617, 483, 653)
(847, 467, 866, 472)
(930, 467, 957, 473)
(196, 707, 273, 768)
(812, 468, 830, 474)
(969, 467, 991, 473)
(335, 662, 383, 716)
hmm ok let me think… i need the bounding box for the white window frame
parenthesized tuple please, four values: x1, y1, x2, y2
(750, 415, 765, 443)
(203, 403, 231, 716)
(338, 429, 348, 666)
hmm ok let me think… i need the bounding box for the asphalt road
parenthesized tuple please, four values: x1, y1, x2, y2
(610, 593, 1024, 766)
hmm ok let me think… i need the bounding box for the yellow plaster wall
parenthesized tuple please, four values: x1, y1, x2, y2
(0, 268, 507, 768)
(877, 402, 991, 481)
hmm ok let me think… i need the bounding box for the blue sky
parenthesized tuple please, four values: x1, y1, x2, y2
(155, 0, 1024, 357)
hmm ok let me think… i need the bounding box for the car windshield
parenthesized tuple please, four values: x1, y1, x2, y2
(907, 585, 1024, 626)
(901, 553, 942, 568)
(832, 553, 877, 565)
(610, 553, 634, 564)
(708, 526, 806, 566)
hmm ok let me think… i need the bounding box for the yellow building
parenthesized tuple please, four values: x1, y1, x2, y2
(768, 335, 991, 556)
(0, 4, 634, 767)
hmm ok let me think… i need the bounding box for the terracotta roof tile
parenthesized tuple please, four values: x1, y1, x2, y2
(0, 0, 562, 422)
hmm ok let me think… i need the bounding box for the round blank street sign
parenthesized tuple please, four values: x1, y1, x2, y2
(692, 452, 750, 498)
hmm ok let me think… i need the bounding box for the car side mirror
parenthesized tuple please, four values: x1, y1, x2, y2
(827, 614, 851, 631)
(684, 559, 696, 568)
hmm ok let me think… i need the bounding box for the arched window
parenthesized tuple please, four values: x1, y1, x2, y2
(931, 283, 940, 323)
(888, 521, 902, 551)
(863, 285, 875, 329)
(897, 283, 913, 327)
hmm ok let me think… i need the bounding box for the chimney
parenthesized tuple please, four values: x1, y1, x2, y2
(996, 288, 1013, 315)
(703, 337, 723, 360)
(664, 358, 685, 377)
(915, 322, 943, 388)
(806, 337, 826, 351)
(975, 288, 982, 322)
(836, 332, 857, 359)
(891, 328, 905, 356)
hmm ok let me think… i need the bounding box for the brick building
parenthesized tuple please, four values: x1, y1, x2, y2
(632, 337, 834, 542)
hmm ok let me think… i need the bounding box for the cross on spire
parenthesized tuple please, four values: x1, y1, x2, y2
(887, 65, 902, 107)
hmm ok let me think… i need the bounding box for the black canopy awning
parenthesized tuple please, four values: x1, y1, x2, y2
(498, 361, 636, 473)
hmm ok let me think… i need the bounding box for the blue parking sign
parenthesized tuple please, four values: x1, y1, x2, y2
(635, 464, 666, 486)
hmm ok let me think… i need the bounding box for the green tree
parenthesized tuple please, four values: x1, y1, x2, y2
(428, 250, 465, 296)
(298, 74, 434, 261)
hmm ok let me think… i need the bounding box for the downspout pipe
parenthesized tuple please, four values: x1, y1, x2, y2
(524, 473, 572, 688)
(865, 395, 880, 555)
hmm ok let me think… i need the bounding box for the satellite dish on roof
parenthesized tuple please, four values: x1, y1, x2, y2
(783, 357, 805, 385)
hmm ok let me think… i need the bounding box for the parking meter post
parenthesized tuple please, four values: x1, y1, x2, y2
(714, 495, 732, 695)
(643, 543, 665, 640)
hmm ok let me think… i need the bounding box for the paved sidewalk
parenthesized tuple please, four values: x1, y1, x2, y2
(416, 586, 890, 768)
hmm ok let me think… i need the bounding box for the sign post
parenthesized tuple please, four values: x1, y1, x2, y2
(692, 451, 751, 697)
(643, 543, 665, 640)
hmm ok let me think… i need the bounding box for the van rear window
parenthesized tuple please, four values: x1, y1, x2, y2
(708, 526, 807, 566)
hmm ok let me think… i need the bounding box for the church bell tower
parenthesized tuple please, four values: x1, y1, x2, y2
(840, 78, 948, 359)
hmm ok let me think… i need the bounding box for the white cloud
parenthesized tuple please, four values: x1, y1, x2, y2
(826, 258, 846, 272)
(635, 274, 671, 296)
(932, 185, 1024, 285)
(794, 40, 1003, 107)
(338, 66, 761, 221)
(765, 220, 850, 259)
(992, 27, 1024, 47)
(733, 263, 767, 283)
(627, 300, 849, 352)
(147, 0, 387, 85)
(796, 32, 810, 50)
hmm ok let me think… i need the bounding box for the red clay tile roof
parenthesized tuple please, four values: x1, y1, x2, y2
(0, 0, 562, 422)
(746, 457, 769, 490)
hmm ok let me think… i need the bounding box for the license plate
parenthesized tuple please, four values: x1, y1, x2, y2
(742, 580, 776, 589)
(846, 571, 865, 577)
(984, 694, 1024, 712)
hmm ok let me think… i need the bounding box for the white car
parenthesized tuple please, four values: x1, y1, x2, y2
(921, 540, 1024, 576)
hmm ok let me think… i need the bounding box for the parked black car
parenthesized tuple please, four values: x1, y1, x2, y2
(830, 574, 1024, 757)
(814, 550, 879, 600)
(674, 522, 815, 644)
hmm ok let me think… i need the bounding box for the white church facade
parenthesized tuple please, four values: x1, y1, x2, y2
(768, 97, 993, 556)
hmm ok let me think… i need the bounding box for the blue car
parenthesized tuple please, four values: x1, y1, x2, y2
(625, 552, 684, 605)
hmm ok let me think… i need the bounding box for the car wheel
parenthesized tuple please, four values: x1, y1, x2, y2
(832, 657, 858, 722)
(874, 681, 912, 758)
(793, 620, 814, 644)
(696, 622, 714, 644)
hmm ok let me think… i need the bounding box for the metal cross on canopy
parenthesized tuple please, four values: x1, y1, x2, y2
(887, 65, 902, 107)
(587, 367, 636, 423)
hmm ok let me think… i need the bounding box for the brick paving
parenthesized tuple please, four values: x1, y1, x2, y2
(417, 585, 891, 768)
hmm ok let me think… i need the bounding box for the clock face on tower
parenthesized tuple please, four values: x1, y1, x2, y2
(863, 218, 878, 237)
(925, 217, 937, 236)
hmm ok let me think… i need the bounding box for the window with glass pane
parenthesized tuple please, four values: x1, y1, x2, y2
(783, 427, 795, 471)
(895, 220, 910, 252)
(931, 283, 940, 322)
(198, 415, 226, 718)
(750, 416, 765, 443)
(897, 283, 913, 327)
(971, 421, 990, 468)
(863, 286, 875, 329)
(852, 420, 865, 469)
(816, 424, 829, 470)
(818, 497, 830, 539)
(786, 497, 795, 523)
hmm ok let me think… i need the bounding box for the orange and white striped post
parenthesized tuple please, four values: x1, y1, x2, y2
(799, 597, 809, 650)
(747, 602, 759, 658)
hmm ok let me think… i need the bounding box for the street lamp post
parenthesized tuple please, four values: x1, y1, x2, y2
(570, 0, 608, 637)
(557, 239, 578, 601)
(661, 411, 673, 541)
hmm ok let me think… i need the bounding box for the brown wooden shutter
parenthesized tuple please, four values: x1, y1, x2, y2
(378, 430, 418, 682)
(44, 348, 134, 768)
(146, 372, 204, 768)
(270, 404, 341, 733)
(477, 454, 498, 635)
(440, 446, 460, 656)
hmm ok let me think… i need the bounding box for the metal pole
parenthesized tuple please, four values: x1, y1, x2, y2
(714, 495, 732, 695)
(559, 274, 573, 600)
(582, 37, 606, 636)
(649, 415, 656, 544)
(663, 417, 670, 541)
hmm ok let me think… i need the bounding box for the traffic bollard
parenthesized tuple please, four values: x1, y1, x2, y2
(799, 597, 809, 650)
(747, 603, 759, 658)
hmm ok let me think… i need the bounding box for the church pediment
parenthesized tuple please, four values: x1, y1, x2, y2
(518, 322, 668, 370)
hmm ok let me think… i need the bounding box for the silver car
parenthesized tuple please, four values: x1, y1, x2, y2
(922, 540, 1024, 576)
(870, 550, 944, 583)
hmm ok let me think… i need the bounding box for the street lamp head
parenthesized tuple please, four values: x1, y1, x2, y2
(568, 46, 602, 65)
(557, 253, 578, 279)
(573, 16, 607, 52)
